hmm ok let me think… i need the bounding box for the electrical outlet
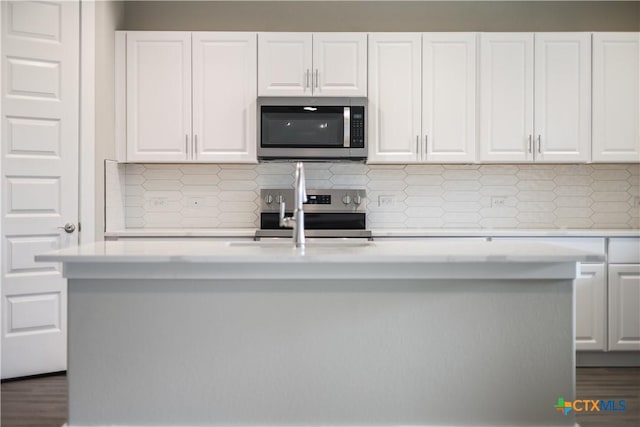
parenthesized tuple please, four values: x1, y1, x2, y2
(491, 196, 506, 208)
(187, 197, 206, 208)
(378, 195, 395, 207)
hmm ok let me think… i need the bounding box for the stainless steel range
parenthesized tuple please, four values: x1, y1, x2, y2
(256, 188, 371, 240)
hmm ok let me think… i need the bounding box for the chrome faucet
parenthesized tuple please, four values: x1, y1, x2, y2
(279, 162, 307, 248)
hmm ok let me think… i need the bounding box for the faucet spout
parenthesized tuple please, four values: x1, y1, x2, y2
(279, 162, 307, 248)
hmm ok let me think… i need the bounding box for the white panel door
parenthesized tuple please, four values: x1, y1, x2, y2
(575, 264, 606, 351)
(313, 33, 367, 97)
(1, 0, 79, 379)
(423, 33, 476, 163)
(126, 32, 191, 162)
(368, 33, 422, 164)
(592, 33, 640, 163)
(193, 32, 257, 163)
(479, 33, 534, 162)
(258, 33, 312, 97)
(534, 33, 591, 163)
(608, 264, 640, 351)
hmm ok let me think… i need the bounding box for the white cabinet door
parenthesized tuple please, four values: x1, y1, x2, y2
(592, 33, 640, 163)
(575, 264, 606, 351)
(258, 33, 312, 97)
(479, 33, 534, 162)
(368, 33, 422, 164)
(313, 33, 367, 97)
(126, 32, 191, 162)
(534, 33, 591, 163)
(422, 33, 477, 163)
(193, 33, 257, 163)
(608, 264, 640, 351)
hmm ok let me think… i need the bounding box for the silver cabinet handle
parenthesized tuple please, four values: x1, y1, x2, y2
(185, 134, 189, 160)
(528, 134, 532, 154)
(315, 69, 319, 89)
(424, 134, 428, 160)
(306, 69, 310, 89)
(58, 223, 76, 233)
(537, 135, 542, 153)
(416, 135, 419, 158)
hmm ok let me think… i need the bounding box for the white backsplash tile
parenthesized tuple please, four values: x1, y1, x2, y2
(118, 163, 640, 230)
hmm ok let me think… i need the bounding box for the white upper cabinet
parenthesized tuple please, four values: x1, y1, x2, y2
(480, 33, 591, 163)
(192, 33, 257, 163)
(118, 31, 257, 163)
(126, 32, 191, 162)
(534, 33, 591, 163)
(313, 33, 368, 96)
(368, 33, 422, 163)
(369, 33, 477, 164)
(258, 33, 367, 97)
(592, 33, 640, 163)
(422, 33, 477, 163)
(258, 33, 312, 96)
(480, 33, 534, 162)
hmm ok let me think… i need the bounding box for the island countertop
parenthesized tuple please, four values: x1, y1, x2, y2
(46, 238, 590, 427)
(37, 239, 604, 280)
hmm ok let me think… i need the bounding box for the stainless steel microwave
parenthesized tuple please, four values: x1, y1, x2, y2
(257, 97, 367, 161)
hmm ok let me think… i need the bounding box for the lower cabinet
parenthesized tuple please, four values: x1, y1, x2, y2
(608, 264, 640, 351)
(575, 264, 606, 351)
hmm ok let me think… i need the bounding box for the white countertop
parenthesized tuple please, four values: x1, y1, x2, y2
(39, 239, 604, 280)
(40, 239, 604, 264)
(105, 228, 640, 238)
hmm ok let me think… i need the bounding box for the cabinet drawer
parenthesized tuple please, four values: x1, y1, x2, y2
(609, 238, 640, 264)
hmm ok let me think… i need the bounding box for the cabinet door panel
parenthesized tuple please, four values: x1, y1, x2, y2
(480, 33, 534, 162)
(126, 32, 191, 162)
(258, 33, 312, 97)
(313, 33, 367, 97)
(534, 33, 591, 163)
(575, 264, 606, 351)
(423, 33, 476, 163)
(608, 264, 640, 351)
(193, 33, 257, 163)
(368, 33, 422, 164)
(593, 33, 640, 163)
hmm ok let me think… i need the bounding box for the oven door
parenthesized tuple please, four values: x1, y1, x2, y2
(260, 106, 349, 149)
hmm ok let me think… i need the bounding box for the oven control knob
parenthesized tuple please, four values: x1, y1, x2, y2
(342, 194, 352, 205)
(353, 194, 362, 206)
(276, 194, 285, 204)
(264, 194, 274, 205)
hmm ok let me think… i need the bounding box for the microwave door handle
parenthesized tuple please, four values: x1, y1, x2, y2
(343, 107, 351, 147)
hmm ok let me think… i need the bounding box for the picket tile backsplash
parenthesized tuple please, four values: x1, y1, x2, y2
(119, 163, 640, 230)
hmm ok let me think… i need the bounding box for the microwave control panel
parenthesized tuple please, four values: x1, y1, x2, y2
(351, 106, 365, 148)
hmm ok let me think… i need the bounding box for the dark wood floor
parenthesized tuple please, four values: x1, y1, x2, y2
(1, 368, 638, 426)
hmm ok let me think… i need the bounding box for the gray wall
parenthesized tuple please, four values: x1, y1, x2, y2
(95, 0, 126, 240)
(122, 1, 640, 31)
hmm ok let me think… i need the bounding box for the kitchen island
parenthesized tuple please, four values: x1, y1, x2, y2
(37, 239, 603, 427)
